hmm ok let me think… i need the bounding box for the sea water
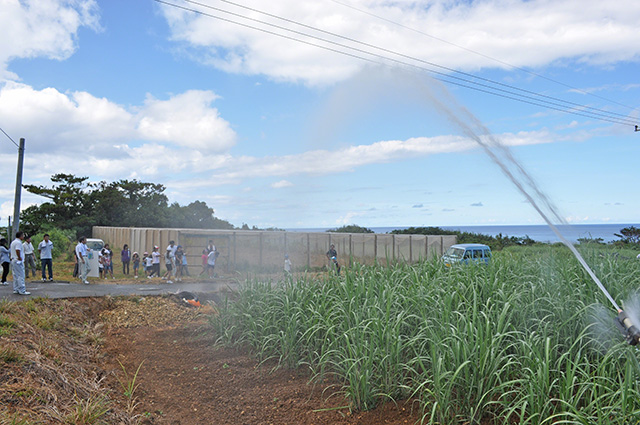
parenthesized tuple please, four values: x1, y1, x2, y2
(287, 223, 637, 244)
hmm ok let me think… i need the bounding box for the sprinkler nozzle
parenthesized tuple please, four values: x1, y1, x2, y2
(615, 310, 640, 346)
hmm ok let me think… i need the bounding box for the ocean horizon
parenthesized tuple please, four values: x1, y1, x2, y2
(286, 223, 639, 243)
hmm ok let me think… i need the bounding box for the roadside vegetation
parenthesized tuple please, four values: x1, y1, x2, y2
(212, 244, 640, 424)
(0, 297, 123, 424)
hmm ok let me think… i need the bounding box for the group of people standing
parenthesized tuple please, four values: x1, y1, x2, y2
(74, 238, 192, 284)
(141, 240, 190, 283)
(0, 231, 54, 295)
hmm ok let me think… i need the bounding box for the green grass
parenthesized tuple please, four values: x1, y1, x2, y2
(212, 244, 640, 424)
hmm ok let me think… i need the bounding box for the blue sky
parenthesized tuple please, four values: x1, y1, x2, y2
(0, 0, 639, 229)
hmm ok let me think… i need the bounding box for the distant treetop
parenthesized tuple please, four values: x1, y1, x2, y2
(326, 224, 374, 234)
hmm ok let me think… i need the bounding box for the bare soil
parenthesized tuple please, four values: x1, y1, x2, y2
(1, 296, 420, 425)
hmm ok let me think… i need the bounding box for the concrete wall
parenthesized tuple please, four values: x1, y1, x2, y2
(92, 226, 457, 273)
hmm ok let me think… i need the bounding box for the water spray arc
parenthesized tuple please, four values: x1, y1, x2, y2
(418, 77, 640, 346)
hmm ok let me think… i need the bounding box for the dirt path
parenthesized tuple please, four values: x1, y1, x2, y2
(105, 325, 420, 425)
(1, 296, 420, 424)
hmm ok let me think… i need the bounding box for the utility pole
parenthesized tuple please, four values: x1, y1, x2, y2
(12, 138, 25, 236)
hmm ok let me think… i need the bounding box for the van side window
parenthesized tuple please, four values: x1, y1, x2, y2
(463, 250, 472, 259)
(484, 249, 491, 258)
(473, 250, 483, 259)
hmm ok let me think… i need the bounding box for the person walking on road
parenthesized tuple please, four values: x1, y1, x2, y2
(38, 234, 54, 281)
(22, 236, 37, 279)
(11, 232, 30, 295)
(75, 237, 90, 284)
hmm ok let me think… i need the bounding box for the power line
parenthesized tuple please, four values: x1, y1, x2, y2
(181, 0, 637, 126)
(154, 0, 638, 128)
(327, 0, 637, 111)
(0, 126, 20, 148)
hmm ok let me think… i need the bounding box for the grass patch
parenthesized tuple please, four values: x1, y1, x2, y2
(0, 314, 16, 336)
(30, 312, 62, 331)
(60, 395, 111, 425)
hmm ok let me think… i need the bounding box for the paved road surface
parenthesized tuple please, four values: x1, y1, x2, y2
(0, 279, 239, 303)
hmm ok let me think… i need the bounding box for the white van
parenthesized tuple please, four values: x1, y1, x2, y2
(85, 238, 104, 278)
(442, 243, 492, 267)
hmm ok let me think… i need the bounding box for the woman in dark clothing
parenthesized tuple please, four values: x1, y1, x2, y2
(121, 244, 131, 275)
(0, 238, 10, 285)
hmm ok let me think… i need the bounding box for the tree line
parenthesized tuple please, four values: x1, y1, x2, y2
(20, 173, 235, 238)
(330, 224, 640, 251)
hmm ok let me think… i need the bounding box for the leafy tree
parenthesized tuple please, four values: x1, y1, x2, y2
(21, 174, 93, 237)
(390, 226, 456, 236)
(22, 174, 235, 237)
(614, 226, 640, 246)
(90, 180, 170, 228)
(167, 201, 234, 229)
(326, 224, 374, 233)
(390, 226, 537, 251)
(577, 237, 605, 245)
(31, 228, 76, 261)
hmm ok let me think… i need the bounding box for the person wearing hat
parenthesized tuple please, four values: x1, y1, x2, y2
(151, 246, 161, 278)
(143, 252, 152, 278)
(326, 244, 341, 275)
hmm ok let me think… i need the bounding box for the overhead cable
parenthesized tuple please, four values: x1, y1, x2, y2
(0, 126, 20, 148)
(327, 0, 637, 111)
(154, 0, 638, 128)
(182, 0, 636, 126)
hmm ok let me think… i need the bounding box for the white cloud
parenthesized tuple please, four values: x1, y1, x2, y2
(137, 91, 236, 151)
(158, 0, 640, 85)
(336, 211, 364, 225)
(0, 82, 236, 155)
(271, 180, 293, 188)
(0, 0, 101, 79)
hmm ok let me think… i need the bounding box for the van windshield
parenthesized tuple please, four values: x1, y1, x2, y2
(86, 241, 104, 251)
(444, 247, 465, 259)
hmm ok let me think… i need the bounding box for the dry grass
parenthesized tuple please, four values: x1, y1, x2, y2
(0, 295, 216, 424)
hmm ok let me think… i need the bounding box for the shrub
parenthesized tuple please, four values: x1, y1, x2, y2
(30, 228, 75, 261)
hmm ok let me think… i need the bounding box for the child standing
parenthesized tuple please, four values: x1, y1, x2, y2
(151, 246, 161, 278)
(132, 252, 140, 278)
(98, 249, 104, 279)
(144, 252, 153, 278)
(102, 245, 114, 279)
(181, 248, 190, 276)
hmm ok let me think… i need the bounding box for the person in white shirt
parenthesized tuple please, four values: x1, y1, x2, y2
(38, 234, 54, 281)
(163, 240, 178, 282)
(151, 246, 161, 277)
(10, 231, 29, 295)
(75, 236, 90, 284)
(22, 236, 36, 279)
(207, 249, 217, 278)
